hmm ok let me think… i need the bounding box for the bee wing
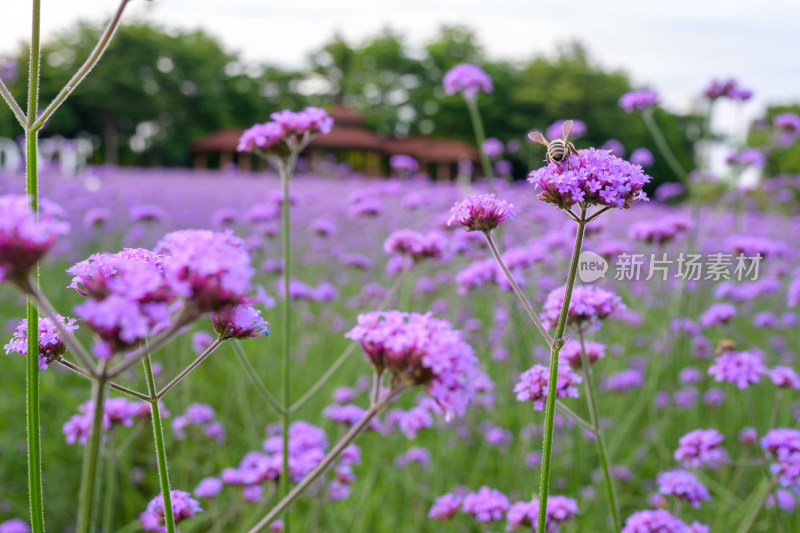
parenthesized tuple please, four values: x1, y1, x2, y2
(561, 120, 574, 141)
(527, 130, 549, 147)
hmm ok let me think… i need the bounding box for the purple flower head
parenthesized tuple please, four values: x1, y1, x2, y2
(630, 147, 654, 167)
(482, 137, 504, 158)
(769, 366, 800, 389)
(559, 339, 605, 369)
(130, 204, 167, 224)
(699, 303, 737, 328)
(514, 363, 582, 411)
(346, 311, 478, 417)
(394, 446, 432, 470)
(619, 90, 659, 112)
(84, 207, 112, 229)
(212, 304, 270, 339)
(774, 112, 800, 134)
(603, 368, 644, 392)
(389, 154, 419, 173)
(657, 470, 711, 508)
(237, 121, 286, 152)
(629, 216, 691, 245)
(0, 520, 30, 533)
(447, 193, 514, 233)
(443, 63, 493, 99)
(191, 330, 215, 354)
(4, 315, 79, 371)
(462, 486, 509, 522)
(761, 428, 800, 488)
(708, 349, 766, 389)
(383, 230, 445, 262)
(674, 428, 728, 468)
(726, 148, 766, 168)
(428, 492, 463, 520)
(738, 426, 758, 446)
(703, 78, 752, 100)
(600, 138, 626, 157)
(140, 490, 202, 531)
(507, 495, 578, 531)
(0, 195, 69, 283)
(156, 230, 254, 313)
(270, 107, 333, 137)
(68, 249, 174, 356)
(726, 235, 786, 260)
(545, 119, 587, 142)
(621, 509, 688, 533)
(528, 148, 650, 210)
(541, 284, 625, 330)
(194, 477, 223, 499)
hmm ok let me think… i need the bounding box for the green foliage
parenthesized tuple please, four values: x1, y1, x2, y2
(748, 104, 800, 177)
(1, 21, 695, 181)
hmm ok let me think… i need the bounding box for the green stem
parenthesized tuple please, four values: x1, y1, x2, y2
(76, 362, 108, 533)
(484, 231, 553, 349)
(101, 432, 117, 533)
(0, 78, 27, 127)
(143, 353, 175, 533)
(233, 341, 285, 416)
(156, 337, 224, 399)
(25, 2, 43, 530)
(279, 150, 298, 532)
(737, 476, 778, 533)
(578, 329, 620, 531)
(536, 207, 586, 533)
(247, 387, 400, 533)
(464, 95, 494, 184)
(642, 107, 689, 184)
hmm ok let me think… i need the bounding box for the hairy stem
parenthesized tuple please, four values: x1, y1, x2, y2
(464, 95, 494, 184)
(247, 388, 399, 533)
(56, 358, 149, 401)
(578, 329, 620, 531)
(233, 341, 285, 416)
(289, 268, 409, 414)
(157, 337, 224, 399)
(76, 362, 108, 533)
(32, 0, 131, 131)
(25, 1, 44, 529)
(143, 352, 175, 533)
(536, 208, 586, 533)
(0, 79, 27, 127)
(484, 231, 553, 349)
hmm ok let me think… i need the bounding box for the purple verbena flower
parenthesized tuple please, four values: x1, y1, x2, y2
(428, 492, 463, 520)
(708, 349, 766, 389)
(619, 90, 659, 112)
(140, 490, 202, 532)
(194, 477, 223, 499)
(514, 364, 582, 411)
(443, 64, 493, 99)
(621, 509, 688, 533)
(541, 284, 625, 330)
(4, 315, 78, 370)
(0, 520, 30, 533)
(447, 193, 514, 233)
(657, 470, 711, 508)
(674, 429, 728, 468)
(507, 495, 579, 531)
(559, 339, 605, 369)
(462, 486, 509, 522)
(212, 304, 270, 339)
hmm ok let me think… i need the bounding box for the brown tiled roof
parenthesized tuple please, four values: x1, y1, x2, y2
(189, 106, 480, 163)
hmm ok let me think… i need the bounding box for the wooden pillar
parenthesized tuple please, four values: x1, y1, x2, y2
(366, 151, 381, 177)
(220, 150, 233, 169)
(238, 152, 252, 172)
(193, 152, 207, 170)
(436, 162, 452, 181)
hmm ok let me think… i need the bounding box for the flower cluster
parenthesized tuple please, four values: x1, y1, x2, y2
(619, 90, 659, 112)
(442, 63, 493, 99)
(656, 470, 711, 508)
(725, 235, 787, 260)
(0, 519, 30, 533)
(629, 216, 691, 245)
(541, 284, 625, 330)
(699, 303, 737, 328)
(383, 230, 446, 262)
(674, 429, 728, 468)
(774, 112, 800, 134)
(447, 193, 514, 233)
(528, 148, 651, 210)
(172, 403, 226, 443)
(630, 147, 654, 167)
(0, 195, 69, 283)
(703, 78, 752, 100)
(68, 248, 174, 357)
(481, 137, 504, 158)
(140, 490, 202, 532)
(4, 315, 79, 371)
(389, 154, 419, 173)
(237, 107, 333, 152)
(725, 147, 766, 167)
(514, 364, 582, 411)
(155, 230, 255, 313)
(63, 398, 162, 445)
(462, 486, 510, 522)
(345, 311, 478, 417)
(211, 304, 270, 339)
(506, 495, 579, 532)
(761, 428, 800, 488)
(559, 339, 605, 369)
(708, 349, 766, 389)
(621, 509, 706, 533)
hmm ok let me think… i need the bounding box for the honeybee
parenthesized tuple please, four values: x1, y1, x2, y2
(528, 120, 578, 168)
(715, 339, 737, 356)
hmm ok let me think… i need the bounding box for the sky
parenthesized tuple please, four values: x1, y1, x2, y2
(1, 0, 798, 139)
